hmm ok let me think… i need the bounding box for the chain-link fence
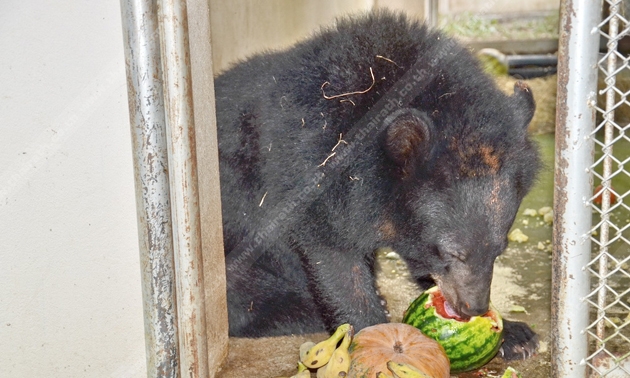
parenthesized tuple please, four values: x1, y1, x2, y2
(585, 0, 630, 376)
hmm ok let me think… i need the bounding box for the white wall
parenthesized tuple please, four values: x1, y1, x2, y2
(0, 1, 146, 377)
(209, 0, 376, 73)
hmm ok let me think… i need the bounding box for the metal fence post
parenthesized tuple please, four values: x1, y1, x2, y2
(552, 0, 602, 377)
(120, 0, 180, 376)
(157, 0, 210, 376)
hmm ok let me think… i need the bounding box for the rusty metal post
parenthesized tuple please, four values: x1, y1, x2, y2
(120, 0, 180, 376)
(157, 0, 209, 377)
(186, 0, 229, 373)
(552, 0, 601, 377)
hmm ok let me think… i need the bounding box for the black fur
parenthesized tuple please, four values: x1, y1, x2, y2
(214, 10, 540, 360)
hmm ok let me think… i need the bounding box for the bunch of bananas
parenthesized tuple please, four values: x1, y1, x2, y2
(302, 323, 352, 378)
(277, 323, 352, 378)
(278, 323, 429, 378)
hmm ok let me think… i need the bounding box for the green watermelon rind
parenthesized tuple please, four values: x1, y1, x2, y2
(402, 286, 504, 373)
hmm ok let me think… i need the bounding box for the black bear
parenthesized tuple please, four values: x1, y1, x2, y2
(214, 10, 540, 360)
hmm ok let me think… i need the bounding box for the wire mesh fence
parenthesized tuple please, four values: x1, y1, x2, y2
(586, 0, 630, 375)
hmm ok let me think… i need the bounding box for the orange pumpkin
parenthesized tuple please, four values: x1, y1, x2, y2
(348, 323, 450, 378)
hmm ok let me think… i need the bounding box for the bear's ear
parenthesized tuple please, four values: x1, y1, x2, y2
(383, 109, 432, 175)
(511, 81, 536, 130)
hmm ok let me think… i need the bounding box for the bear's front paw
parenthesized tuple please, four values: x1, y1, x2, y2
(498, 319, 539, 360)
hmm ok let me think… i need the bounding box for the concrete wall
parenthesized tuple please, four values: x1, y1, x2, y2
(0, 1, 146, 377)
(209, 0, 373, 73)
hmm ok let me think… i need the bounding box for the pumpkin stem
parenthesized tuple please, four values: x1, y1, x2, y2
(393, 341, 404, 354)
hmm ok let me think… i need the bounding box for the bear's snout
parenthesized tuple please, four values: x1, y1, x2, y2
(459, 300, 490, 318)
(437, 276, 492, 319)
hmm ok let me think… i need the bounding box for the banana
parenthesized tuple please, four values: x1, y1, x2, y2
(276, 362, 310, 378)
(316, 326, 353, 378)
(316, 365, 326, 378)
(297, 361, 308, 373)
(299, 341, 316, 363)
(300, 323, 352, 369)
(376, 372, 394, 378)
(276, 371, 310, 378)
(293, 370, 311, 378)
(386, 361, 431, 378)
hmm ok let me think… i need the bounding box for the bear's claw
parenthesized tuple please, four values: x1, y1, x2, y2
(499, 319, 539, 360)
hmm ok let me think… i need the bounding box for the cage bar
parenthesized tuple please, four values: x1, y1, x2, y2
(552, 0, 601, 376)
(157, 0, 210, 376)
(120, 0, 180, 376)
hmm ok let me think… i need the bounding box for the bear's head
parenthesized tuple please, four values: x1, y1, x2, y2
(382, 82, 540, 318)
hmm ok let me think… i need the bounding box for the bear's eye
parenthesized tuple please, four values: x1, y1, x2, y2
(451, 252, 467, 262)
(439, 247, 466, 263)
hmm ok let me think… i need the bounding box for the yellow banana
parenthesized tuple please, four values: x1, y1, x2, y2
(386, 361, 431, 378)
(275, 362, 310, 378)
(300, 323, 351, 369)
(297, 361, 308, 373)
(376, 372, 394, 378)
(293, 370, 311, 378)
(299, 341, 316, 363)
(275, 371, 310, 378)
(316, 364, 326, 378)
(322, 326, 353, 378)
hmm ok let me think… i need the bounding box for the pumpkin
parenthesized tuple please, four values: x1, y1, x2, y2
(347, 323, 450, 378)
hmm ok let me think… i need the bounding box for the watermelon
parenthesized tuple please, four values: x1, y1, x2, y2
(402, 286, 503, 373)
